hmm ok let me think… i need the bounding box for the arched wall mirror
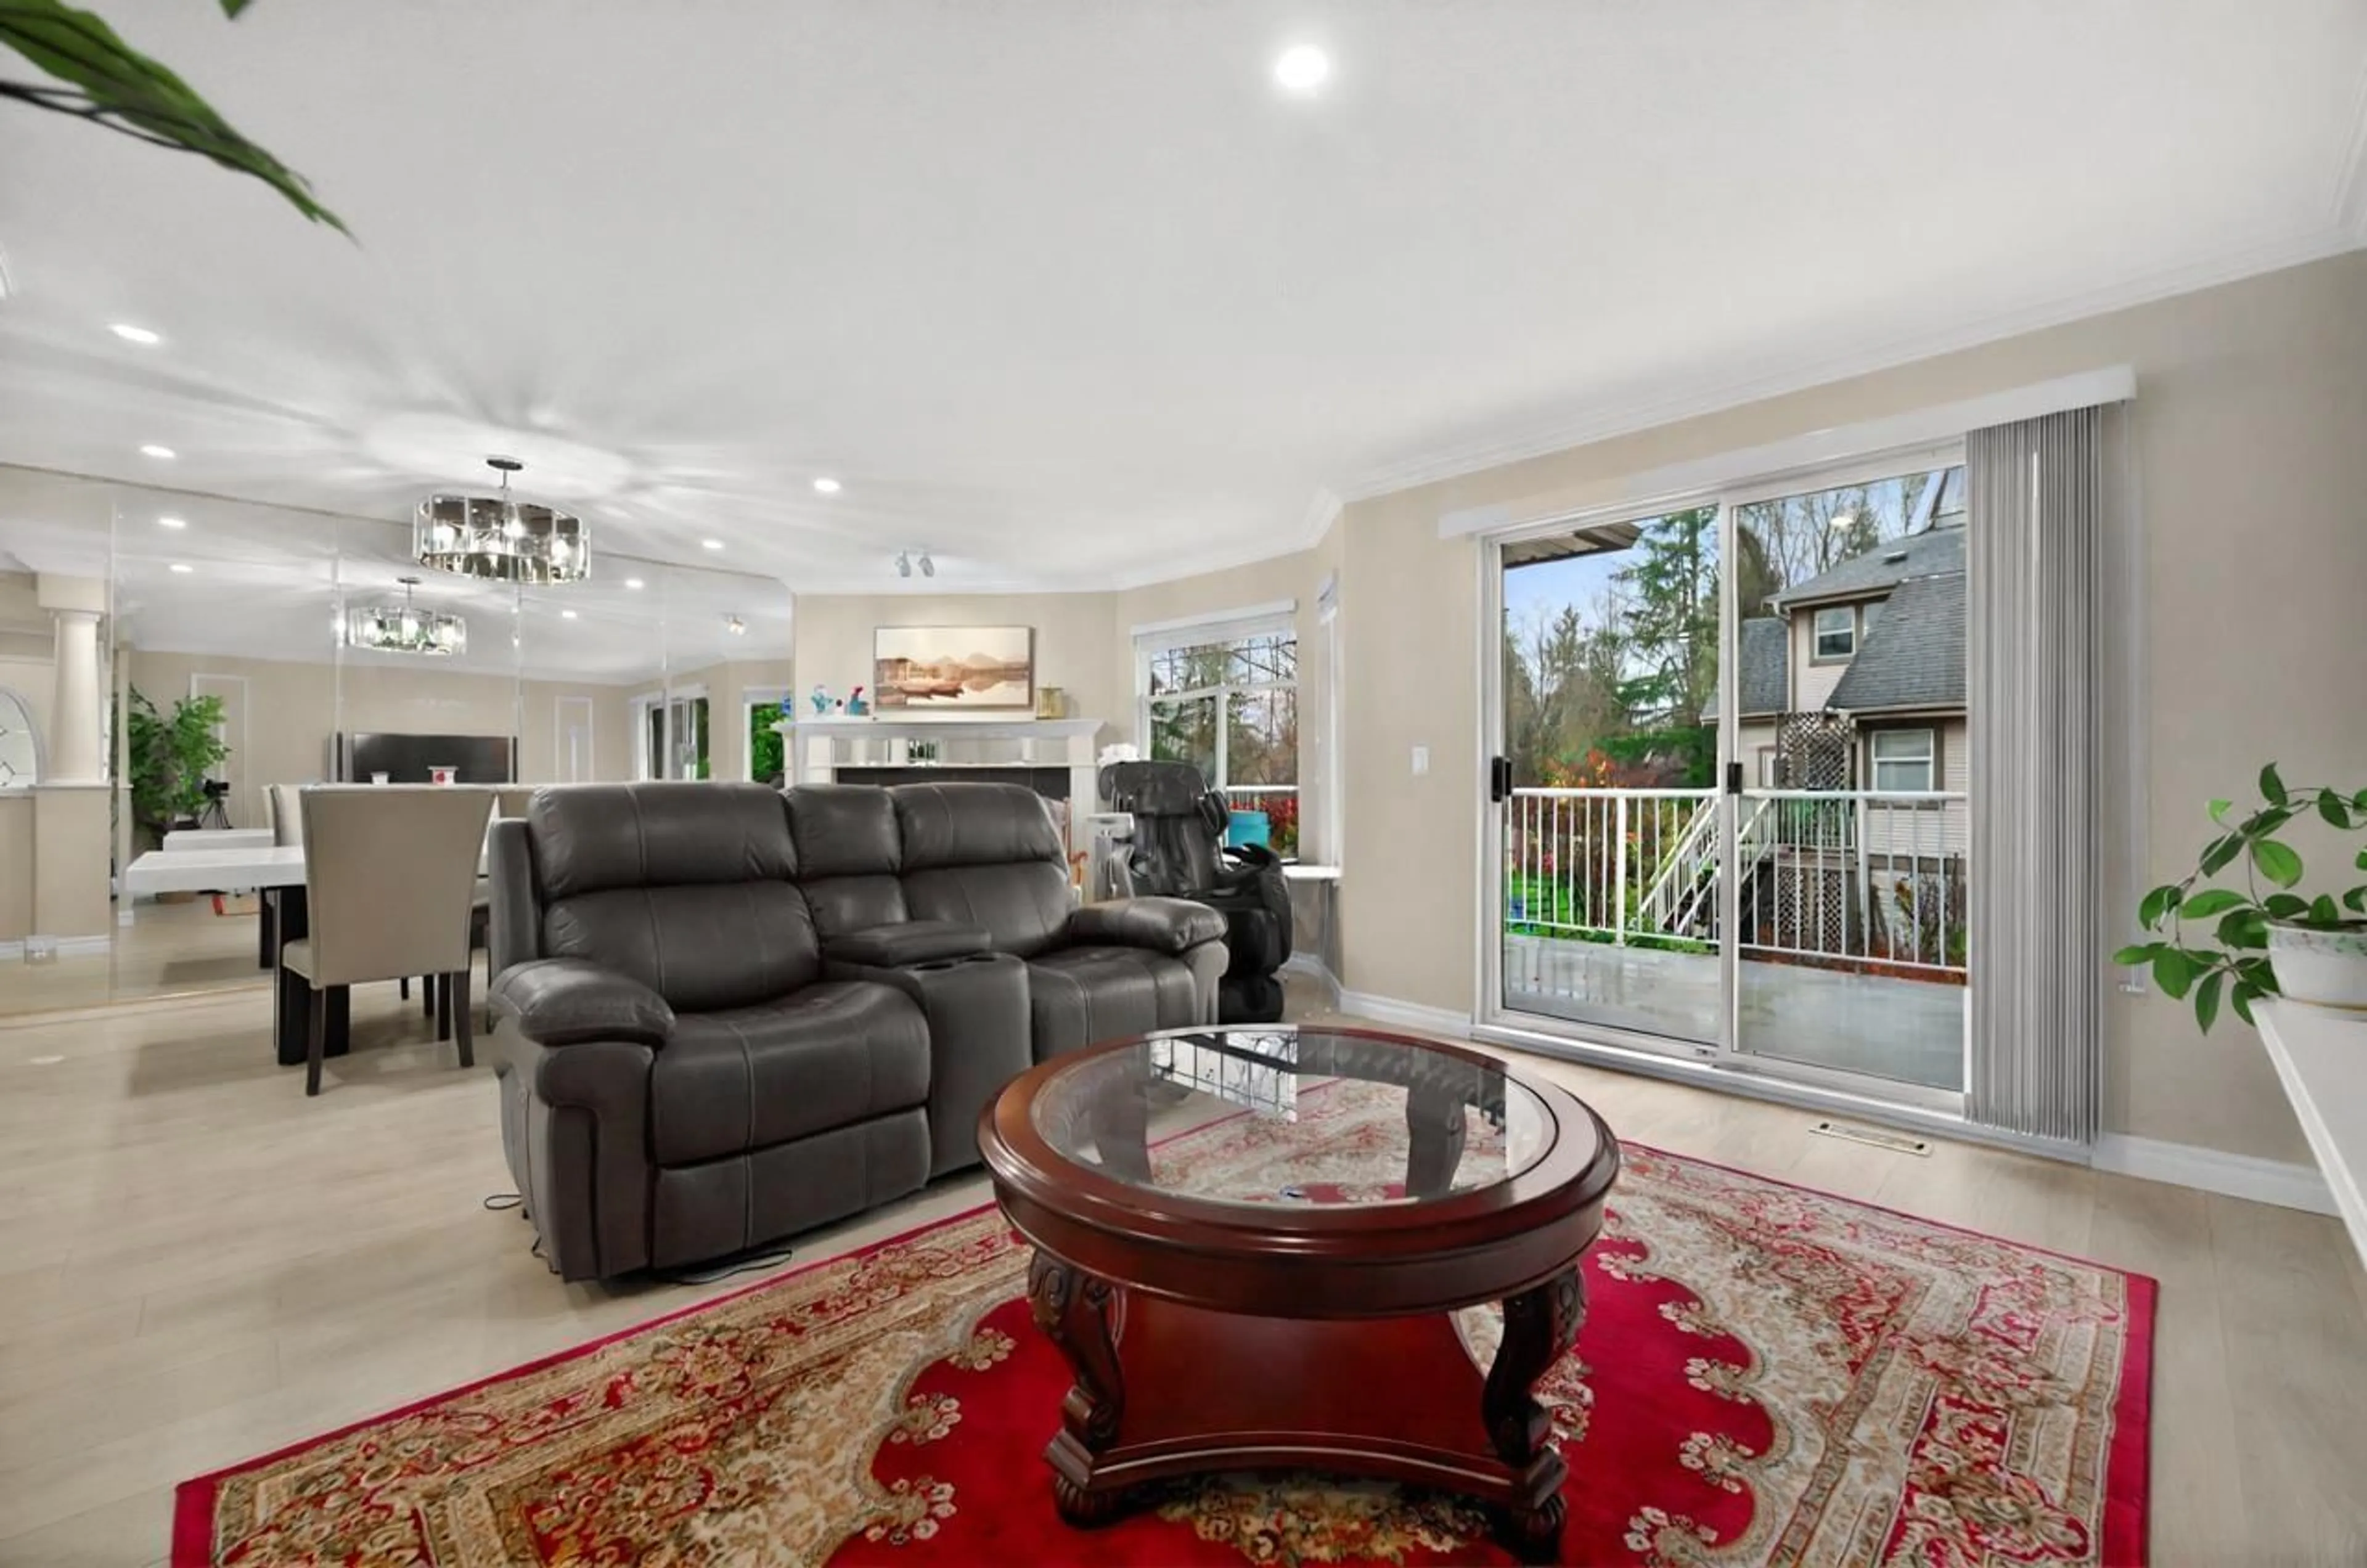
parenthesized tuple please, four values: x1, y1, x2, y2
(0, 688, 38, 788)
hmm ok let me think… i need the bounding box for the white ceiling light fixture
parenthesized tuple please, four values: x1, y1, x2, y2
(157, 515, 186, 529)
(624, 576, 645, 589)
(560, 608, 579, 619)
(1272, 43, 1331, 96)
(109, 323, 161, 345)
(139, 443, 175, 459)
(894, 550, 911, 578)
(346, 576, 467, 656)
(701, 538, 724, 551)
(168, 562, 193, 574)
(918, 549, 934, 578)
(726, 615, 746, 635)
(415, 455, 589, 585)
(812, 476, 841, 494)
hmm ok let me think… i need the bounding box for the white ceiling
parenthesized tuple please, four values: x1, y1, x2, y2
(0, 468, 793, 685)
(2, 1, 2363, 594)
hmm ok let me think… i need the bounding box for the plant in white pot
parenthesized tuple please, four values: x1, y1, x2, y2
(2117, 766, 2367, 1028)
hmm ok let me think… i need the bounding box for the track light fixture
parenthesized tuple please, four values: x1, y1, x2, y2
(894, 548, 936, 580)
(918, 549, 935, 578)
(895, 550, 912, 578)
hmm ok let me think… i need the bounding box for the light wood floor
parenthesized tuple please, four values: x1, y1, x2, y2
(1, 979, 2363, 1567)
(0, 900, 270, 1019)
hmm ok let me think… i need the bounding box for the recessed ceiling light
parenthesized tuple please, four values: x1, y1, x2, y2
(624, 577, 645, 590)
(110, 323, 161, 345)
(139, 444, 176, 460)
(812, 477, 841, 495)
(560, 609, 578, 619)
(700, 539, 724, 551)
(168, 563, 193, 574)
(157, 515, 186, 529)
(1273, 43, 1330, 96)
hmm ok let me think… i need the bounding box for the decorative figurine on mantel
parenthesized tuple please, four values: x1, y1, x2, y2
(809, 684, 832, 716)
(847, 685, 870, 716)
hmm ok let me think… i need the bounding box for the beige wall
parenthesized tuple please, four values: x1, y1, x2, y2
(126, 651, 339, 831)
(0, 793, 30, 942)
(1338, 249, 2367, 1166)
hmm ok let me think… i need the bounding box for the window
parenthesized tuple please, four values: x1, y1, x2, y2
(1870, 728, 1935, 793)
(742, 688, 790, 783)
(1137, 614, 1298, 857)
(1812, 605, 1856, 660)
(634, 690, 709, 780)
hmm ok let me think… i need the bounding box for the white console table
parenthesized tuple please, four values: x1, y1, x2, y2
(782, 717, 1106, 851)
(2256, 1001, 2367, 1268)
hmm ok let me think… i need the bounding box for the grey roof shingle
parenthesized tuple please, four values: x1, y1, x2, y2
(1772, 525, 1964, 608)
(1703, 618, 1789, 720)
(1826, 571, 1966, 713)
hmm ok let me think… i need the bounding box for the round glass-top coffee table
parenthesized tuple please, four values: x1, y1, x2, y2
(978, 1024, 1620, 1559)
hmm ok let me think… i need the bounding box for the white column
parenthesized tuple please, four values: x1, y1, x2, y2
(46, 609, 104, 783)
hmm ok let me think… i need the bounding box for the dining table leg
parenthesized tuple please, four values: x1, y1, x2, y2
(266, 886, 351, 1068)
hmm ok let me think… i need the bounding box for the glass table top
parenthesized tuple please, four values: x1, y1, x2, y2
(1028, 1026, 1556, 1209)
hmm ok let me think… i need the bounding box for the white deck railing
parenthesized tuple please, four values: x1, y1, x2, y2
(1503, 786, 1968, 977)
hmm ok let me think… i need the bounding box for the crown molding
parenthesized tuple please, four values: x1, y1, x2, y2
(1339, 224, 2367, 504)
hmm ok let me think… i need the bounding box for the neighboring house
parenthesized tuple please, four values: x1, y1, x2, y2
(1663, 515, 1969, 965)
(1732, 518, 1966, 807)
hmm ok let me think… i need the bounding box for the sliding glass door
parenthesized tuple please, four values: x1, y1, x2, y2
(1483, 449, 1971, 1105)
(1487, 507, 1724, 1057)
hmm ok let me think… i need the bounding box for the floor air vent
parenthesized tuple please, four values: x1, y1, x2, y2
(1809, 1119, 1931, 1156)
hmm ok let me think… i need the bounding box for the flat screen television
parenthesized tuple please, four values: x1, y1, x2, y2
(337, 733, 515, 785)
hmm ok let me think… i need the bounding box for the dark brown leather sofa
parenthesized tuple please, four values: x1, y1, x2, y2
(484, 779, 1225, 1281)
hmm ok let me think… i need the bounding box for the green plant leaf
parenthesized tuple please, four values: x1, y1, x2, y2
(217, 0, 255, 15)
(2217, 909, 2270, 950)
(2137, 883, 2184, 928)
(2207, 798, 2233, 823)
(2344, 888, 2367, 915)
(2231, 984, 2258, 1027)
(2178, 889, 2247, 920)
(0, 0, 348, 234)
(2236, 957, 2279, 992)
(2319, 790, 2354, 830)
(2310, 894, 2342, 926)
(2200, 835, 2243, 876)
(2194, 971, 2224, 1034)
(2111, 943, 2163, 967)
(2251, 838, 2304, 888)
(2152, 947, 2196, 1000)
(2264, 892, 2310, 919)
(2238, 806, 2294, 839)
(2355, 846, 2367, 872)
(2260, 763, 2287, 804)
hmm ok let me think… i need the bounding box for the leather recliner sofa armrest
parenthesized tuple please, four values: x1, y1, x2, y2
(1067, 896, 1227, 955)
(492, 958, 676, 1047)
(822, 920, 992, 968)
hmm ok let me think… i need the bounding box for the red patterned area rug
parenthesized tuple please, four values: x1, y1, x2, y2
(174, 1084, 2152, 1567)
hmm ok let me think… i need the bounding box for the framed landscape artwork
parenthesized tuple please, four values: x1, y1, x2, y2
(873, 626, 1035, 711)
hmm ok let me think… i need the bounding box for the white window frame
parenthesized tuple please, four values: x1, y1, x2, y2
(632, 683, 711, 781)
(1812, 605, 1856, 661)
(1132, 602, 1299, 853)
(1870, 727, 1936, 793)
(741, 685, 790, 782)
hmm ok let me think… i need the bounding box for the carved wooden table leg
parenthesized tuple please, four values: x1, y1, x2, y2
(1028, 1249, 1129, 1525)
(1481, 1265, 1585, 1562)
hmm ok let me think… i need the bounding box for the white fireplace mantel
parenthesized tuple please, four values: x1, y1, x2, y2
(780, 716, 1110, 851)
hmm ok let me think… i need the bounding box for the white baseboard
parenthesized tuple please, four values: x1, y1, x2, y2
(1333, 989, 1473, 1037)
(1283, 953, 1340, 994)
(1333, 989, 2340, 1220)
(2091, 1133, 2337, 1217)
(2, 935, 111, 961)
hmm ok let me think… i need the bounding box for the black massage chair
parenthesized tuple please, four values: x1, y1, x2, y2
(1098, 761, 1292, 1023)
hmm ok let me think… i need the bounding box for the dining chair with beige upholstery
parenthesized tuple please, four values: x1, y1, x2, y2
(287, 785, 495, 1095)
(266, 783, 305, 847)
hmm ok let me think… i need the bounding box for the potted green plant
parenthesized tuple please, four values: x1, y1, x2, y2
(2116, 765, 2367, 1029)
(123, 687, 228, 850)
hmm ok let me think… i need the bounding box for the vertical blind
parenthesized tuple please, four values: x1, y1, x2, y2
(1964, 403, 2122, 1143)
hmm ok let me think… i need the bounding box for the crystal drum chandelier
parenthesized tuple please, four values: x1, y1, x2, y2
(414, 455, 588, 584)
(347, 577, 467, 656)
